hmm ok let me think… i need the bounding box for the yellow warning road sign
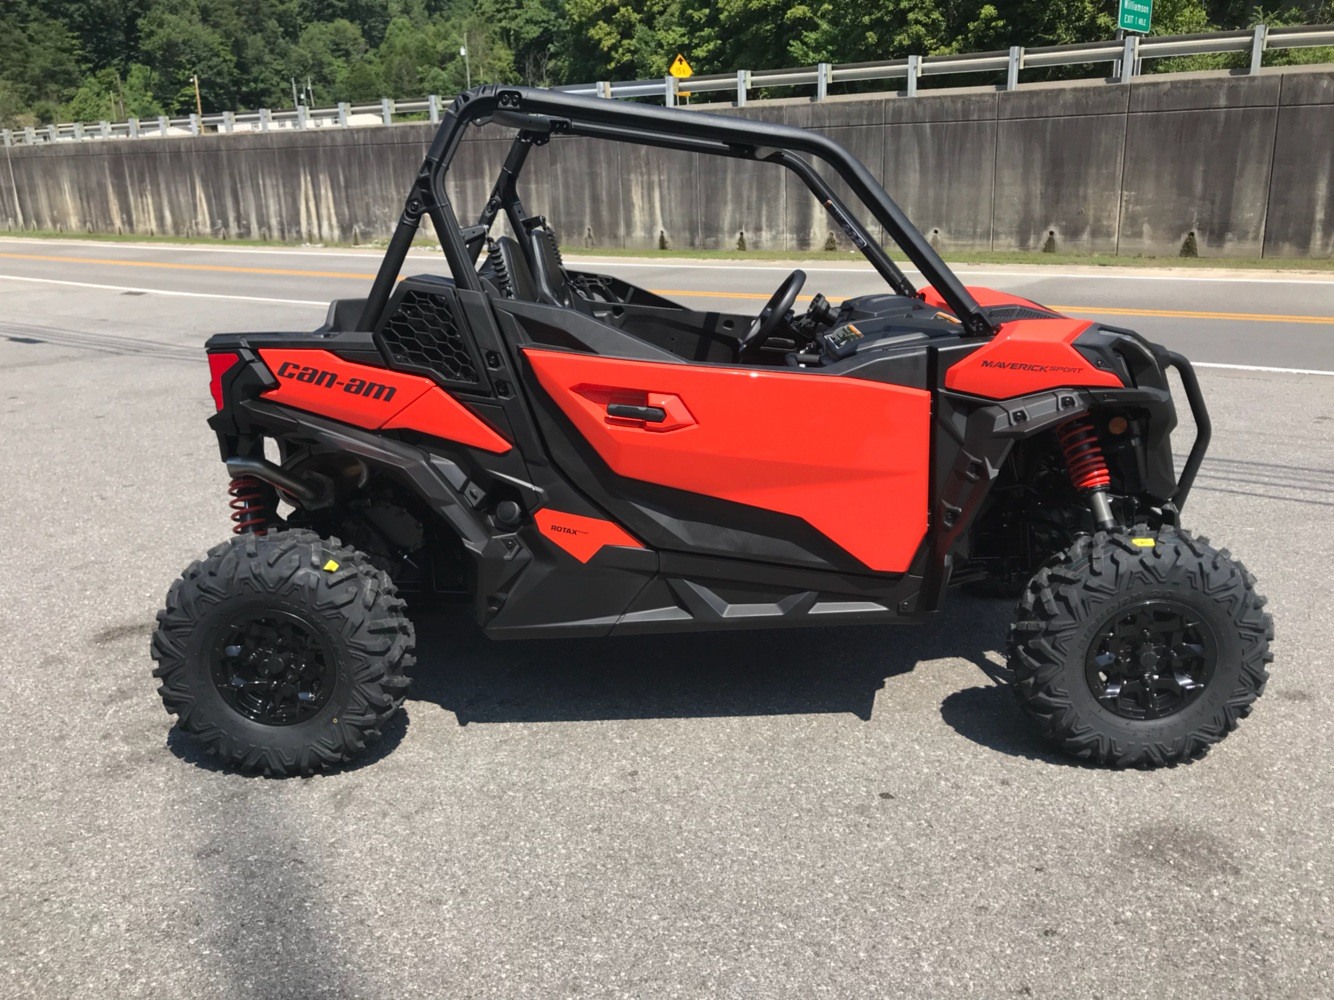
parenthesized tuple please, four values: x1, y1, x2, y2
(669, 53, 693, 79)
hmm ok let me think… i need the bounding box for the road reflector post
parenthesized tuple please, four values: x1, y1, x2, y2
(1250, 24, 1268, 74)
(1007, 47, 1024, 91)
(1119, 35, 1139, 82)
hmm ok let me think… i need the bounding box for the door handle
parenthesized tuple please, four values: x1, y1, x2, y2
(606, 402, 666, 422)
(583, 389, 694, 432)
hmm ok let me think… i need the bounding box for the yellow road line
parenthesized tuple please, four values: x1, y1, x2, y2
(649, 289, 1334, 324)
(1047, 304, 1334, 326)
(0, 250, 374, 281)
(1, 250, 1329, 325)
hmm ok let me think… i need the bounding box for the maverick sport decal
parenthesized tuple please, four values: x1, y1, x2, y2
(945, 319, 1123, 399)
(978, 360, 1084, 374)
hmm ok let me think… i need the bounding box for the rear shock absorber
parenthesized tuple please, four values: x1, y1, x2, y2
(228, 476, 275, 535)
(1055, 418, 1117, 531)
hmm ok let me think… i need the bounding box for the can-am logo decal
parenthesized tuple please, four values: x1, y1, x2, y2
(275, 360, 398, 402)
(979, 360, 1083, 374)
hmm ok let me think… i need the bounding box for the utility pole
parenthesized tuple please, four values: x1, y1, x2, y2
(291, 77, 300, 109)
(192, 74, 203, 119)
(460, 40, 471, 90)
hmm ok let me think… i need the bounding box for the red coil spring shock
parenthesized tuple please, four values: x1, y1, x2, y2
(1055, 418, 1111, 491)
(228, 475, 271, 535)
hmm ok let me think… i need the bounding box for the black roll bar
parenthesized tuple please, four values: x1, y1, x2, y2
(1161, 350, 1212, 510)
(359, 85, 993, 338)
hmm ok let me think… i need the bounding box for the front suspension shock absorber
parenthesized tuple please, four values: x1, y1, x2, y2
(228, 476, 276, 535)
(1056, 418, 1117, 531)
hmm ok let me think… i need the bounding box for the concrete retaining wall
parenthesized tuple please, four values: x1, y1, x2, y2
(2, 66, 1331, 257)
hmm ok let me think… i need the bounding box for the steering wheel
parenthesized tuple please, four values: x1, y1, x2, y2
(738, 269, 806, 357)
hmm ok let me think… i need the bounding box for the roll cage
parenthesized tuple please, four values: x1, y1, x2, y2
(356, 85, 997, 340)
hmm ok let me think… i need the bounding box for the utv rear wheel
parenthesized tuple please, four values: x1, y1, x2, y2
(151, 529, 413, 776)
(1008, 529, 1272, 767)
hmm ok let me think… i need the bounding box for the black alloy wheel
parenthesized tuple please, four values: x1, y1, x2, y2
(1084, 600, 1217, 720)
(210, 609, 338, 726)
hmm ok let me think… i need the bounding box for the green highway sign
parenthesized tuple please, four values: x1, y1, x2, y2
(1119, 0, 1153, 33)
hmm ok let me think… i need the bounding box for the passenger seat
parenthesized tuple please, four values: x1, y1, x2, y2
(482, 235, 540, 301)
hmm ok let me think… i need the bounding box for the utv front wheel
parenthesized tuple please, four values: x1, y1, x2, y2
(1008, 529, 1272, 767)
(151, 530, 413, 775)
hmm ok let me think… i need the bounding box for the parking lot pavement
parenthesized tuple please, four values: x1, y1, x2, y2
(0, 266, 1331, 999)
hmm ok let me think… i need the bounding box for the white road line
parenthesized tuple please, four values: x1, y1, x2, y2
(0, 273, 326, 306)
(1193, 362, 1334, 376)
(571, 261, 1334, 284)
(0, 237, 389, 261)
(2, 272, 1328, 375)
(1, 238, 1330, 284)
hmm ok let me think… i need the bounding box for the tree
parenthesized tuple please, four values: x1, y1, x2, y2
(493, 0, 564, 84)
(292, 19, 370, 102)
(2, 0, 1332, 127)
(560, 1, 723, 79)
(138, 2, 238, 113)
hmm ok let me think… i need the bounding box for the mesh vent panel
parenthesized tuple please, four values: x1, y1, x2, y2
(379, 289, 480, 386)
(985, 304, 1061, 323)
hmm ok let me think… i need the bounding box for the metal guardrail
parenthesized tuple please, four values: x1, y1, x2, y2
(4, 23, 1332, 147)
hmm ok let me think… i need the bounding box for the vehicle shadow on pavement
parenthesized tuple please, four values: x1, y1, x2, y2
(164, 595, 1068, 774)
(395, 594, 1067, 765)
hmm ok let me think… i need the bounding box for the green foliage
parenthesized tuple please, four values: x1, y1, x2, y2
(1, 0, 1331, 128)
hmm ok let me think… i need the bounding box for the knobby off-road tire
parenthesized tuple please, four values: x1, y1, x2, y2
(151, 529, 414, 776)
(1008, 528, 1272, 767)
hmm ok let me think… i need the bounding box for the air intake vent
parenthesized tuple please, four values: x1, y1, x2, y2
(378, 288, 483, 389)
(985, 304, 1061, 323)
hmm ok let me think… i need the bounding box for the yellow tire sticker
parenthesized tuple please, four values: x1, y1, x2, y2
(323, 559, 340, 572)
(1131, 538, 1155, 548)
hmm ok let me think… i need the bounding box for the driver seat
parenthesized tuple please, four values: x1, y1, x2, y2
(521, 216, 595, 316)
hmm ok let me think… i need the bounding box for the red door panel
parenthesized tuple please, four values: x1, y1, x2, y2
(524, 349, 931, 573)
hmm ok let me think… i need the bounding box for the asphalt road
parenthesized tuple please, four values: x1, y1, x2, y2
(0, 237, 1331, 371)
(1, 238, 1332, 999)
